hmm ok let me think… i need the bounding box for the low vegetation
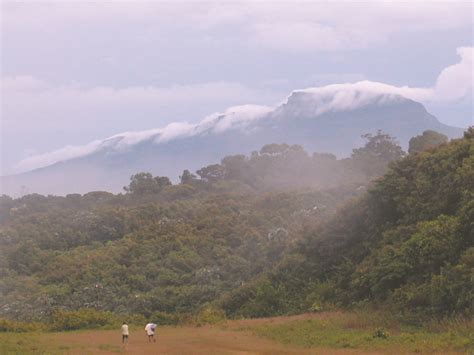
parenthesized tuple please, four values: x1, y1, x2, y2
(252, 312, 473, 353)
(0, 311, 472, 354)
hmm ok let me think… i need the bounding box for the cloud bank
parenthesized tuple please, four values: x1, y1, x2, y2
(4, 2, 472, 53)
(12, 104, 274, 173)
(1, 78, 282, 174)
(434, 47, 473, 102)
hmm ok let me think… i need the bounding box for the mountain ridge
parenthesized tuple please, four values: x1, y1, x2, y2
(1, 81, 465, 196)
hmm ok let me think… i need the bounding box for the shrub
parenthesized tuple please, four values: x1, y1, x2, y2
(0, 318, 43, 332)
(195, 306, 227, 326)
(373, 328, 389, 339)
(309, 302, 323, 313)
(150, 311, 181, 326)
(51, 309, 118, 331)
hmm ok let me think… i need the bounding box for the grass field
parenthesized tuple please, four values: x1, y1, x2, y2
(1, 312, 473, 354)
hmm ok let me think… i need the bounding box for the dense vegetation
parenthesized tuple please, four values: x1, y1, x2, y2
(0, 129, 471, 328)
(220, 129, 473, 321)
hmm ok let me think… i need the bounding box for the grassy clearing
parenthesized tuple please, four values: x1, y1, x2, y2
(250, 312, 474, 353)
(1, 312, 473, 354)
(0, 331, 124, 354)
(0, 333, 54, 354)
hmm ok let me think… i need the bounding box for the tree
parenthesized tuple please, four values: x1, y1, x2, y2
(221, 155, 247, 180)
(463, 126, 474, 139)
(260, 143, 291, 156)
(155, 176, 172, 189)
(180, 170, 197, 185)
(124, 173, 171, 195)
(351, 131, 405, 178)
(408, 130, 448, 154)
(196, 164, 225, 182)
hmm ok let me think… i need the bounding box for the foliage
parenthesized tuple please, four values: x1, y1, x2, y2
(194, 306, 227, 325)
(373, 328, 389, 339)
(1, 136, 398, 322)
(0, 318, 43, 332)
(124, 173, 171, 195)
(251, 312, 474, 352)
(408, 130, 448, 154)
(50, 309, 119, 331)
(2, 131, 469, 325)
(221, 130, 473, 319)
(351, 130, 405, 178)
(149, 311, 184, 326)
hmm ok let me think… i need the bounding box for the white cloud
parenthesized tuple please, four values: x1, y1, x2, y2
(3, 1, 472, 53)
(1, 79, 280, 129)
(289, 81, 433, 116)
(210, 105, 273, 133)
(434, 47, 473, 102)
(155, 122, 197, 143)
(1, 76, 50, 91)
(14, 139, 105, 173)
(12, 103, 273, 173)
(254, 22, 381, 52)
(1, 77, 282, 175)
(290, 46, 473, 109)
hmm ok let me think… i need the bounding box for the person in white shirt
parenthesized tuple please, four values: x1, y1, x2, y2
(121, 322, 129, 343)
(145, 322, 157, 342)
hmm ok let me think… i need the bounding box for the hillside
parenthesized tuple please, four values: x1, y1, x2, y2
(0, 129, 471, 326)
(220, 128, 474, 320)
(0, 133, 403, 322)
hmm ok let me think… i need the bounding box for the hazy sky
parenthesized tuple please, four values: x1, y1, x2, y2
(1, 1, 473, 175)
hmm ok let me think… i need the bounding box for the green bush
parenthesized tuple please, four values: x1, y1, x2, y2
(373, 328, 389, 339)
(150, 311, 182, 326)
(51, 309, 118, 331)
(0, 318, 43, 332)
(309, 303, 323, 313)
(195, 306, 227, 325)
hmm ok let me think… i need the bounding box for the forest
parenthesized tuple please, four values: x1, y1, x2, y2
(0, 129, 472, 327)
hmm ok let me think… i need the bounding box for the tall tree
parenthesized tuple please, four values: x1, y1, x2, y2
(408, 130, 448, 154)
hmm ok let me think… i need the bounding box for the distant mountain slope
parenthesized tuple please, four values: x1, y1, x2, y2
(1, 82, 464, 195)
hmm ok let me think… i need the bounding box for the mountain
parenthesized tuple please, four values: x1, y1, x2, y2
(1, 81, 464, 196)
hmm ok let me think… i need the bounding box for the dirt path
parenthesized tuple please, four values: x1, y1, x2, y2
(48, 326, 304, 354)
(46, 321, 370, 355)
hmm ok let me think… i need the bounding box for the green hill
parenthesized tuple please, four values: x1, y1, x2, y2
(0, 130, 472, 325)
(220, 128, 473, 320)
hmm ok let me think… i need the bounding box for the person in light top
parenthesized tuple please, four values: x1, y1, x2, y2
(145, 322, 157, 342)
(121, 322, 129, 344)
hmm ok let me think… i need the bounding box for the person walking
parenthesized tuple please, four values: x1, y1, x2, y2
(145, 322, 157, 342)
(121, 322, 129, 344)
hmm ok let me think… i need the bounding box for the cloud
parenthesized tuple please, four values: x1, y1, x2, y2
(291, 81, 433, 113)
(12, 104, 273, 173)
(208, 105, 273, 133)
(1, 77, 282, 175)
(290, 46, 473, 109)
(247, 2, 472, 53)
(254, 22, 382, 52)
(1, 76, 50, 91)
(434, 47, 473, 102)
(1, 80, 277, 123)
(3, 2, 472, 53)
(14, 140, 105, 174)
